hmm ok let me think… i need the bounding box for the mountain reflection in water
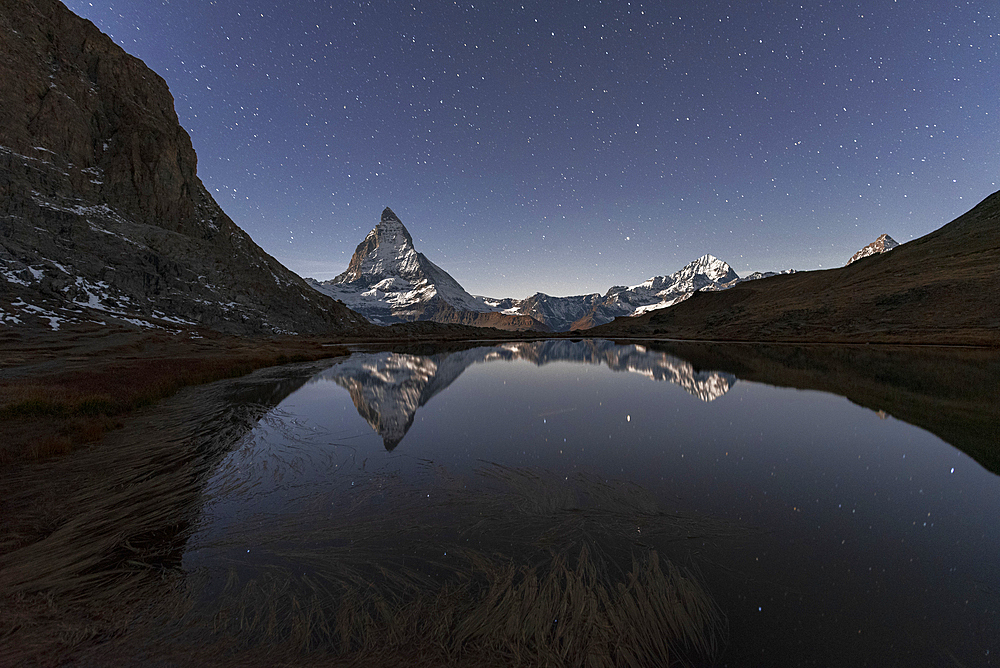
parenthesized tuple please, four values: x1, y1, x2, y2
(317, 339, 737, 449)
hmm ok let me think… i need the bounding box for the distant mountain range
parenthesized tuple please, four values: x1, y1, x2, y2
(309, 208, 795, 332)
(315, 339, 738, 449)
(591, 193, 1000, 346)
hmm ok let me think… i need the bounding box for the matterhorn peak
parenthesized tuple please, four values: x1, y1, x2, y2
(328, 207, 418, 285)
(311, 208, 491, 321)
(371, 206, 413, 244)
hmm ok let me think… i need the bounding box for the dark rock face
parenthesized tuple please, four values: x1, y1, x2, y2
(0, 0, 369, 335)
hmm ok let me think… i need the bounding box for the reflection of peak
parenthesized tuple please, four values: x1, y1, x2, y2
(315, 350, 486, 449)
(494, 340, 736, 402)
(315, 341, 736, 449)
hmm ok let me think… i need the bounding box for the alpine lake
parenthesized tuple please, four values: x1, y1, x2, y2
(3, 339, 999, 666)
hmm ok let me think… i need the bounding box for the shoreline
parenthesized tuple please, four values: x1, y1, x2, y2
(0, 355, 342, 666)
(2, 319, 996, 465)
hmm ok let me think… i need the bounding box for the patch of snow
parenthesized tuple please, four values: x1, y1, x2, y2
(151, 311, 199, 326)
(41, 258, 71, 274)
(118, 317, 158, 329)
(1, 267, 31, 286)
(0, 307, 24, 325)
(9, 299, 65, 330)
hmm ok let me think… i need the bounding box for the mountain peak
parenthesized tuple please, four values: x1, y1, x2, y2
(314, 208, 503, 322)
(847, 233, 899, 265)
(330, 207, 416, 284)
(680, 254, 739, 283)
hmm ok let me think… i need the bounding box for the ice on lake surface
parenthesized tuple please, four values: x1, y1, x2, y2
(182, 340, 1000, 666)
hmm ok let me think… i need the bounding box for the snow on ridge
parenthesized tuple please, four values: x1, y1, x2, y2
(310, 209, 492, 320)
(309, 208, 796, 331)
(847, 234, 899, 265)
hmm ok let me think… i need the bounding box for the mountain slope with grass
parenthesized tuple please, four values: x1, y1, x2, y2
(591, 191, 1000, 345)
(0, 0, 370, 336)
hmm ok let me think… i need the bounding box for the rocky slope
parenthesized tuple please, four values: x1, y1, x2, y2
(0, 0, 369, 336)
(846, 233, 899, 265)
(591, 192, 1000, 346)
(309, 208, 548, 331)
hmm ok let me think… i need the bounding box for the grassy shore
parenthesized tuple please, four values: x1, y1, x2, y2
(0, 323, 350, 464)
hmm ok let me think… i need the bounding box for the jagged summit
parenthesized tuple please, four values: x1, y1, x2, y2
(633, 255, 739, 292)
(332, 207, 421, 286)
(679, 254, 740, 283)
(847, 233, 899, 265)
(311, 208, 546, 328)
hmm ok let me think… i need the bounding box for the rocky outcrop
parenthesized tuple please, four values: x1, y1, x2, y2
(0, 0, 369, 335)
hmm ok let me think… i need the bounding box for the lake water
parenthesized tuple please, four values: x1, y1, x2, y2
(180, 340, 999, 666)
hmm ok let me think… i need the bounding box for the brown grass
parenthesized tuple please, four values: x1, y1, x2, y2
(129, 463, 737, 667)
(195, 546, 720, 668)
(0, 331, 350, 464)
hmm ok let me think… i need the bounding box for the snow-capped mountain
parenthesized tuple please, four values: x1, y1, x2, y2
(315, 340, 737, 449)
(483, 255, 759, 331)
(314, 209, 795, 332)
(847, 233, 900, 265)
(308, 208, 547, 330)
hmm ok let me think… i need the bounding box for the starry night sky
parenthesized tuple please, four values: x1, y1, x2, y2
(64, 0, 997, 298)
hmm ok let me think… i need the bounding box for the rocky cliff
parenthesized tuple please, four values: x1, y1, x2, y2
(0, 0, 369, 335)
